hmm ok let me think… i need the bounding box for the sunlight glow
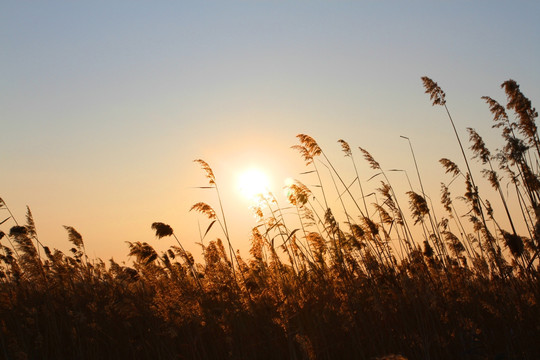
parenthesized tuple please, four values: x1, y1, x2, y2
(284, 177, 294, 187)
(238, 168, 271, 200)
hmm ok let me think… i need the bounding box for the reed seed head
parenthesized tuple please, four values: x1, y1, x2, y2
(194, 159, 216, 185)
(338, 139, 352, 156)
(63, 226, 84, 248)
(440, 183, 453, 214)
(151, 222, 174, 238)
(407, 191, 430, 225)
(190, 202, 217, 219)
(501, 79, 538, 143)
(9, 226, 27, 237)
(501, 230, 524, 257)
(482, 96, 509, 126)
(421, 76, 446, 106)
(439, 158, 461, 176)
(359, 147, 380, 170)
(467, 128, 491, 164)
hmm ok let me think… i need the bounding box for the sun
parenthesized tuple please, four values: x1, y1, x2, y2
(238, 168, 271, 200)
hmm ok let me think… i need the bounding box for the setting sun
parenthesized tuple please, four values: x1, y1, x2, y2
(237, 168, 271, 200)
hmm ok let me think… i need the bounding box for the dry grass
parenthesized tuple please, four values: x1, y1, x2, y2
(0, 78, 539, 359)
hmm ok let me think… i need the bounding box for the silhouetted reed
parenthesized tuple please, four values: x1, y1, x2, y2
(0, 78, 539, 360)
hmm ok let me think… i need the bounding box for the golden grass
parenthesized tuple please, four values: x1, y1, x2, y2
(0, 77, 539, 359)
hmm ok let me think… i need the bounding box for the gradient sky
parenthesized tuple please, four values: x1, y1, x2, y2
(2, 1, 540, 261)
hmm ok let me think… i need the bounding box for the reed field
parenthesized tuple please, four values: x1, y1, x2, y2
(1, 78, 539, 359)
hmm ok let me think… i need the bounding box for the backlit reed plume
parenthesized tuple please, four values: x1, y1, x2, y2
(190, 202, 217, 219)
(359, 147, 381, 170)
(439, 158, 461, 177)
(501, 80, 539, 147)
(407, 191, 430, 225)
(421, 76, 446, 106)
(194, 159, 216, 185)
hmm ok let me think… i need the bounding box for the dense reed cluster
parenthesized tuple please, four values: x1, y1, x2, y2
(1, 78, 539, 359)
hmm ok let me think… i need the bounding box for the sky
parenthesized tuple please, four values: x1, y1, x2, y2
(2, 1, 540, 262)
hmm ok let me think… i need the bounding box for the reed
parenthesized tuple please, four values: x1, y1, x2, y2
(0, 78, 538, 360)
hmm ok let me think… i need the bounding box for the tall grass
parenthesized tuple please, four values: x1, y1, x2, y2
(0, 78, 539, 359)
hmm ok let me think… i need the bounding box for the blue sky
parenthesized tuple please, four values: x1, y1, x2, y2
(2, 1, 540, 260)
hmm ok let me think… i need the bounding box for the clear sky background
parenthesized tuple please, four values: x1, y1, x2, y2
(2, 1, 540, 262)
